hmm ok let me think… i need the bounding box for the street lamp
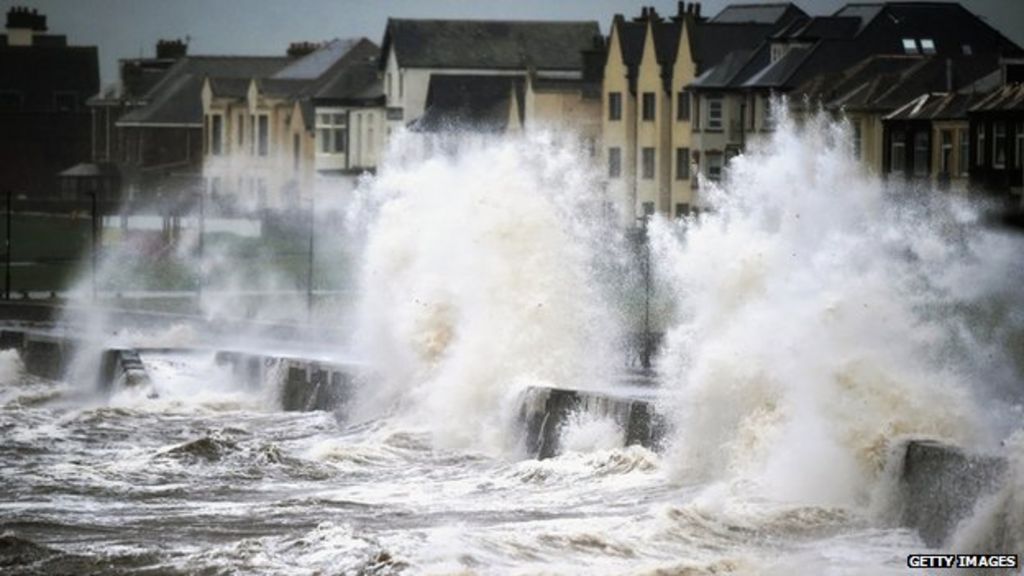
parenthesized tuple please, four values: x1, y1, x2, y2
(636, 213, 652, 371)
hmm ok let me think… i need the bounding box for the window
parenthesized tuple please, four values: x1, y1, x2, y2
(962, 44, 972, 55)
(1016, 122, 1023, 167)
(399, 72, 404, 98)
(902, 38, 918, 54)
(913, 131, 929, 176)
(676, 147, 690, 180)
(676, 91, 690, 121)
(891, 131, 906, 174)
(707, 97, 723, 131)
(0, 90, 22, 110)
(317, 111, 347, 154)
(762, 94, 775, 130)
(675, 203, 690, 218)
(53, 91, 77, 112)
(642, 92, 655, 121)
(387, 74, 392, 98)
(608, 92, 622, 121)
(959, 129, 970, 176)
(920, 39, 936, 54)
(706, 152, 723, 181)
(642, 202, 655, 216)
(257, 114, 269, 157)
(237, 113, 245, 147)
(211, 114, 223, 156)
(608, 147, 621, 178)
(976, 124, 985, 166)
(940, 130, 953, 176)
(852, 120, 862, 160)
(642, 147, 655, 179)
(993, 122, 1006, 168)
(293, 134, 300, 171)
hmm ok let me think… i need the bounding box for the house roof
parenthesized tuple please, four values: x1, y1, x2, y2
(414, 74, 524, 132)
(208, 77, 252, 98)
(970, 83, 1024, 113)
(117, 55, 289, 126)
(0, 44, 98, 111)
(885, 91, 984, 121)
(794, 53, 1000, 112)
(272, 38, 360, 80)
(694, 1, 1024, 93)
(380, 18, 600, 71)
(712, 3, 802, 24)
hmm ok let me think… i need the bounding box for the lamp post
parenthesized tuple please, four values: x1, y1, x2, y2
(306, 192, 315, 324)
(636, 213, 652, 371)
(196, 189, 205, 308)
(5, 191, 11, 301)
(87, 190, 98, 302)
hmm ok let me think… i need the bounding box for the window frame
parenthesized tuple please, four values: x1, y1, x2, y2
(608, 92, 622, 121)
(642, 92, 655, 122)
(641, 147, 655, 179)
(706, 97, 723, 132)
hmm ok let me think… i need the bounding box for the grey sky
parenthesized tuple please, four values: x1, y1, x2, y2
(4, 0, 1023, 86)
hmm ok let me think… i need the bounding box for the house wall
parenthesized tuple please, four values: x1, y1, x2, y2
(669, 20, 697, 216)
(602, 25, 637, 225)
(635, 25, 662, 216)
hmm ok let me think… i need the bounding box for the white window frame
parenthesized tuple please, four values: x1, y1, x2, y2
(707, 97, 723, 131)
(316, 109, 347, 155)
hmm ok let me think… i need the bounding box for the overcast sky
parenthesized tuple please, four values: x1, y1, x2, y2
(4, 0, 1023, 85)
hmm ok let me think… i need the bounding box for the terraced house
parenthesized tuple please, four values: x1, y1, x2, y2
(200, 39, 383, 211)
(688, 1, 1023, 190)
(379, 18, 603, 144)
(602, 2, 805, 223)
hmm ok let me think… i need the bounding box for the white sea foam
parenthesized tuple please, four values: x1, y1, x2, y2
(348, 132, 624, 453)
(653, 107, 1022, 509)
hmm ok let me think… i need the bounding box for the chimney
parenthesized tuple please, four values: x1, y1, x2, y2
(5, 6, 47, 46)
(156, 38, 187, 60)
(695, 2, 702, 19)
(287, 41, 320, 58)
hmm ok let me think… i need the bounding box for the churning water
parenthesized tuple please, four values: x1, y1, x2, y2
(1, 114, 1023, 575)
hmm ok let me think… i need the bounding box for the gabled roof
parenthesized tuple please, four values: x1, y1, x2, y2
(117, 55, 289, 126)
(380, 19, 600, 71)
(414, 74, 524, 132)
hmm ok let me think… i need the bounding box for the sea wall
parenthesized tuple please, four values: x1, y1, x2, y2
(519, 385, 665, 459)
(898, 439, 1009, 547)
(214, 351, 357, 413)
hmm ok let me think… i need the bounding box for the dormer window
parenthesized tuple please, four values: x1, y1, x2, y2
(962, 44, 973, 55)
(920, 39, 936, 54)
(902, 39, 918, 54)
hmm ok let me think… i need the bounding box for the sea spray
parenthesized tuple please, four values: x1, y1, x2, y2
(653, 107, 1020, 507)
(348, 132, 625, 453)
